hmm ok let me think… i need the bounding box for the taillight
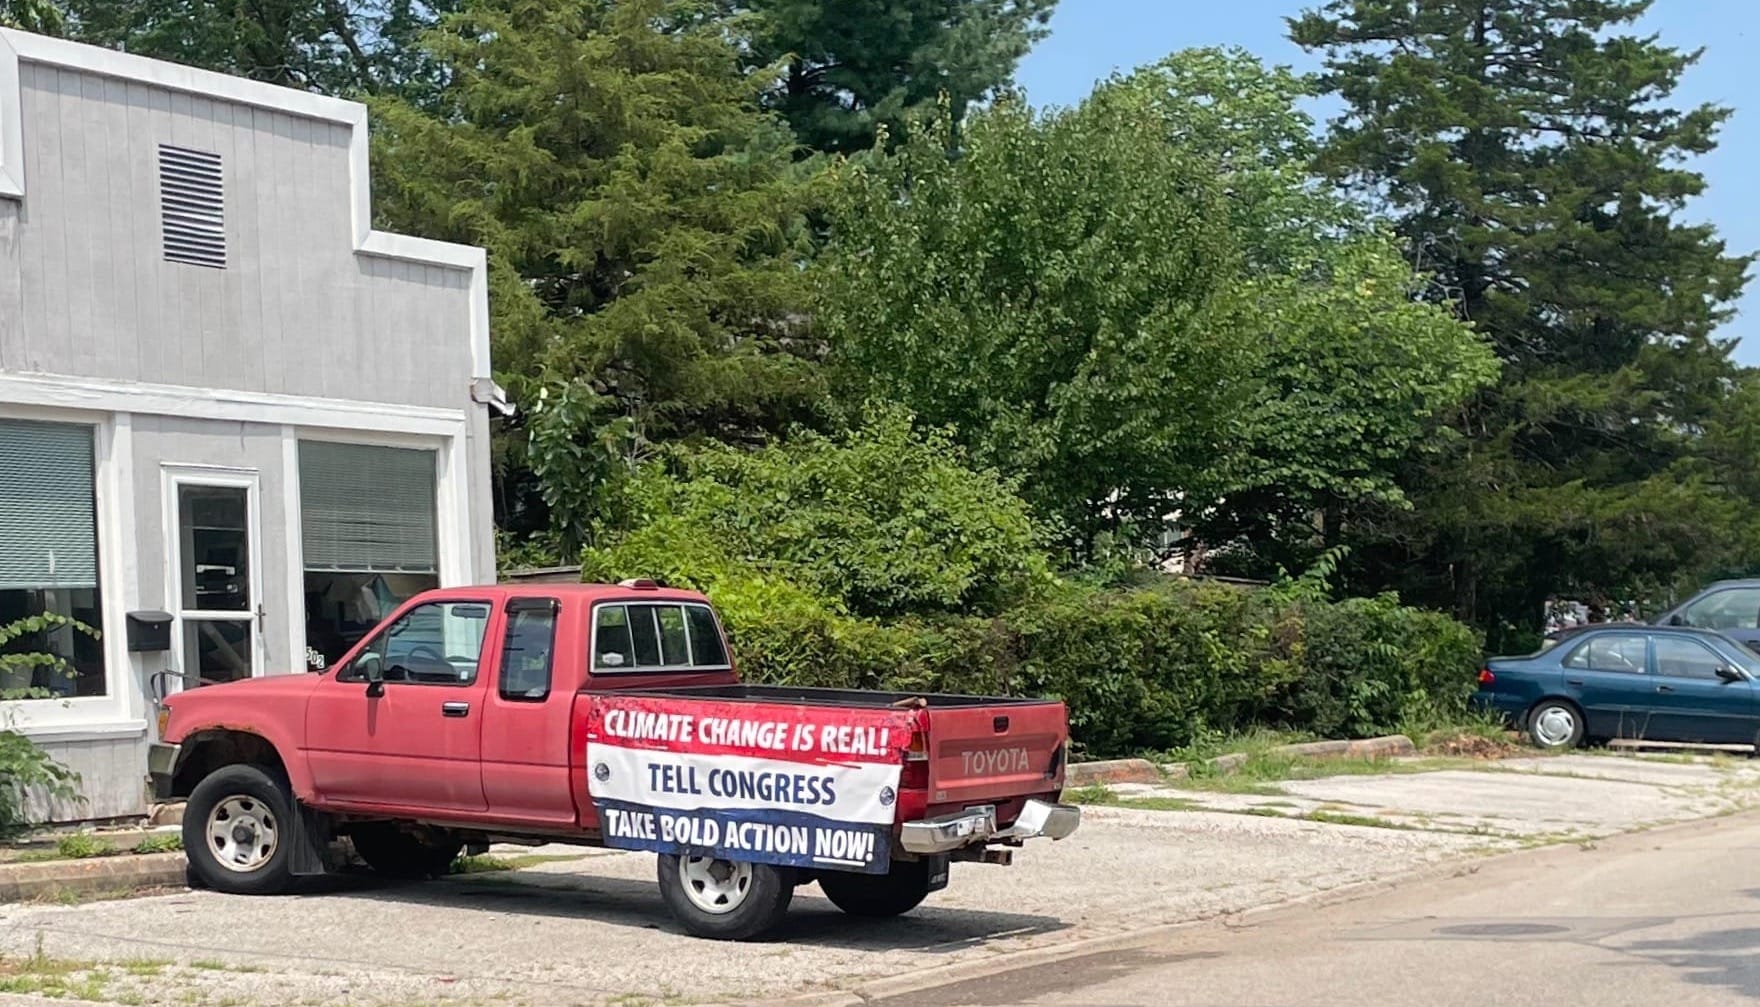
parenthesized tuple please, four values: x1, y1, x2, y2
(900, 727, 929, 790)
(1477, 668, 1495, 686)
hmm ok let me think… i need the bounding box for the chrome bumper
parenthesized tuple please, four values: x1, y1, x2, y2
(898, 799, 1082, 854)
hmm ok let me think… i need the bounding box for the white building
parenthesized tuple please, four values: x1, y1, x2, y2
(0, 28, 500, 820)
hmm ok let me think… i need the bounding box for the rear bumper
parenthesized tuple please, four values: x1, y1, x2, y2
(898, 798, 1081, 854)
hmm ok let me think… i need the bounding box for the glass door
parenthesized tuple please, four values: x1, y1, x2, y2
(165, 469, 263, 688)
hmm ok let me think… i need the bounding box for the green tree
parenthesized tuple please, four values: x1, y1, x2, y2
(0, 0, 63, 33)
(373, 0, 827, 549)
(580, 405, 1050, 618)
(750, 0, 1056, 154)
(56, 0, 455, 99)
(1292, 0, 1754, 634)
(824, 50, 1493, 558)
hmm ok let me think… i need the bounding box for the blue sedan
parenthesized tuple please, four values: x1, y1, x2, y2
(1475, 625, 1760, 750)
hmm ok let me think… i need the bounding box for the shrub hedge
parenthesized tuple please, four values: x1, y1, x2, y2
(708, 576, 1482, 759)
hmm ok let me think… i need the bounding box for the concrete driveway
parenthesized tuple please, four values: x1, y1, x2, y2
(0, 752, 1753, 1007)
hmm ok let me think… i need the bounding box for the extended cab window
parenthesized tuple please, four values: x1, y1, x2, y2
(594, 602, 729, 671)
(499, 600, 558, 701)
(340, 601, 489, 685)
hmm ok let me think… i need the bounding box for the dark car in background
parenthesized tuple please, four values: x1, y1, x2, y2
(1545, 579, 1760, 653)
(1477, 625, 1760, 750)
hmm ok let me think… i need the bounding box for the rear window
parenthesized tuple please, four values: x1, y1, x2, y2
(593, 602, 730, 672)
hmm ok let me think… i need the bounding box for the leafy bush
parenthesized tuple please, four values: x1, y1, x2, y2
(0, 615, 89, 834)
(581, 406, 1051, 618)
(697, 576, 1481, 759)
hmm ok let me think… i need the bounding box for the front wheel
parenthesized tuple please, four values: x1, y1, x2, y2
(182, 764, 297, 895)
(656, 854, 793, 940)
(1527, 699, 1585, 751)
(818, 858, 939, 918)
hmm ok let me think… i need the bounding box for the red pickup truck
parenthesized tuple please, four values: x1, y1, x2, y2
(152, 581, 1079, 939)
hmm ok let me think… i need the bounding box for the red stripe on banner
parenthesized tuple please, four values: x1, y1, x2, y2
(584, 696, 918, 765)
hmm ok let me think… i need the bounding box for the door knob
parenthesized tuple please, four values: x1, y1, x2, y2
(441, 701, 470, 717)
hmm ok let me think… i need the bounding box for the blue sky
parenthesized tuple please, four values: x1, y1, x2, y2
(1015, 0, 1760, 365)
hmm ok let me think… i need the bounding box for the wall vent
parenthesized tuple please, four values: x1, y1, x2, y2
(158, 144, 226, 268)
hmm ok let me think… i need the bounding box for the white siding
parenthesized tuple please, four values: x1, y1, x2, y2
(24, 735, 147, 822)
(10, 62, 475, 411)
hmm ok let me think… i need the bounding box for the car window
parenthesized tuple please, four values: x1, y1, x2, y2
(592, 602, 729, 672)
(499, 601, 557, 701)
(339, 601, 490, 686)
(1652, 637, 1729, 681)
(1680, 588, 1760, 630)
(1562, 633, 1648, 674)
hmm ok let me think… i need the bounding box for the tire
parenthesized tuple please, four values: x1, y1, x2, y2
(1527, 699, 1585, 751)
(182, 764, 297, 896)
(350, 824, 463, 880)
(818, 859, 936, 918)
(656, 854, 794, 940)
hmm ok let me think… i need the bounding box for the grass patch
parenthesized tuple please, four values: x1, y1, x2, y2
(449, 852, 588, 875)
(54, 833, 115, 859)
(1169, 752, 1474, 792)
(132, 833, 183, 855)
(1303, 810, 1414, 831)
(1064, 783, 1117, 805)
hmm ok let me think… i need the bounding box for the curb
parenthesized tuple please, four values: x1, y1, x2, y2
(0, 852, 187, 903)
(1203, 734, 1417, 775)
(1064, 758, 1162, 787)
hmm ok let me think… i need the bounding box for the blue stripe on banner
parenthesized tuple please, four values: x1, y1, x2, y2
(593, 798, 893, 875)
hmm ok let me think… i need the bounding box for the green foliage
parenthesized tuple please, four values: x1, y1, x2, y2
(56, 0, 456, 100)
(580, 406, 1050, 619)
(704, 576, 1480, 758)
(374, 0, 829, 549)
(1292, 0, 1755, 638)
(53, 833, 112, 859)
(749, 0, 1056, 154)
(1, 615, 91, 835)
(823, 49, 1492, 554)
(0, 0, 62, 32)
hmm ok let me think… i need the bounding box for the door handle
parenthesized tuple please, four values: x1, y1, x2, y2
(1655, 685, 1675, 694)
(441, 701, 471, 718)
(1565, 678, 1584, 686)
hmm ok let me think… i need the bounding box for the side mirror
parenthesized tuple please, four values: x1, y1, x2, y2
(1668, 614, 1686, 627)
(1715, 666, 1744, 684)
(361, 655, 385, 697)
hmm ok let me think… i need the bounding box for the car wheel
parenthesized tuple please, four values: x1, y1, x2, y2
(182, 764, 297, 895)
(1527, 699, 1585, 751)
(656, 854, 793, 940)
(818, 859, 937, 918)
(350, 824, 463, 880)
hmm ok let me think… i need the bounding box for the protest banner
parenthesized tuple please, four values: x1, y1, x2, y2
(585, 696, 918, 874)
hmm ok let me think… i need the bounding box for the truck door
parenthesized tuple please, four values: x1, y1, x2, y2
(304, 598, 493, 812)
(479, 596, 582, 825)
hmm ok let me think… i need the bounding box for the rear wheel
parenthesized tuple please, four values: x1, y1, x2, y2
(350, 825, 463, 880)
(656, 854, 793, 940)
(1527, 699, 1585, 751)
(182, 764, 296, 895)
(818, 859, 938, 918)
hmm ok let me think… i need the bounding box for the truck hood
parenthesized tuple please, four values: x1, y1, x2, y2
(162, 674, 323, 735)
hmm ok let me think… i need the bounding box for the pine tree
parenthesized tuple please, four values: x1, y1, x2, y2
(750, 0, 1056, 154)
(372, 0, 826, 548)
(1291, 0, 1753, 636)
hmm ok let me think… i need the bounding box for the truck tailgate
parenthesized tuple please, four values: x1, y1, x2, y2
(926, 701, 1065, 806)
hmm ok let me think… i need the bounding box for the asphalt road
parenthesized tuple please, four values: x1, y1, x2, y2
(880, 809, 1760, 1007)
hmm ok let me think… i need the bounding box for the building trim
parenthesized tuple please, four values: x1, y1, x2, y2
(0, 27, 497, 391)
(0, 371, 469, 437)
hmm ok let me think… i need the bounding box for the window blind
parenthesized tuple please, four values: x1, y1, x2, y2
(0, 420, 98, 590)
(298, 442, 438, 574)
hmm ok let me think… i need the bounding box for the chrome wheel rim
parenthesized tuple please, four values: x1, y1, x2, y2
(206, 795, 279, 873)
(1533, 706, 1577, 748)
(679, 856, 752, 915)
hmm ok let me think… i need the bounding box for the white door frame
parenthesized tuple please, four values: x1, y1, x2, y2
(160, 464, 265, 690)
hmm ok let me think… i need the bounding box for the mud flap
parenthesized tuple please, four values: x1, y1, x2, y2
(924, 854, 950, 892)
(286, 802, 333, 877)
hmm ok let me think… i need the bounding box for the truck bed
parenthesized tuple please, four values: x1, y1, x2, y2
(589, 683, 1058, 709)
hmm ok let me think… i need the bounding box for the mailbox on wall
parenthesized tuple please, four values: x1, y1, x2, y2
(126, 611, 173, 653)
